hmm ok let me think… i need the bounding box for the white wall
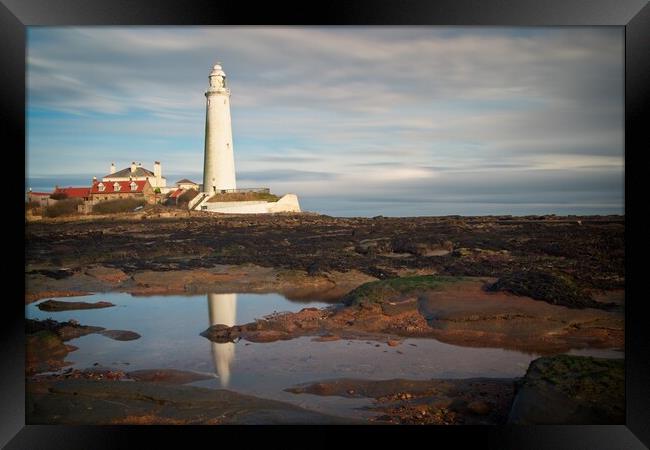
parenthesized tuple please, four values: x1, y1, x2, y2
(201, 194, 301, 214)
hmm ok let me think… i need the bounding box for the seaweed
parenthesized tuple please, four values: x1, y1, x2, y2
(486, 269, 613, 309)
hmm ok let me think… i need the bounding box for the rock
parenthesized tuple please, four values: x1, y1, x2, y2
(37, 299, 115, 311)
(27, 318, 105, 341)
(467, 400, 491, 415)
(27, 379, 358, 424)
(100, 330, 141, 341)
(26, 330, 71, 375)
(245, 330, 290, 343)
(386, 339, 401, 347)
(452, 248, 473, 257)
(486, 269, 609, 310)
(412, 404, 429, 414)
(30, 269, 74, 280)
(84, 266, 129, 284)
(285, 377, 516, 424)
(448, 398, 468, 412)
(312, 334, 341, 342)
(307, 262, 321, 276)
(432, 398, 454, 409)
(25, 291, 92, 305)
(200, 324, 240, 343)
(508, 355, 624, 424)
(127, 369, 213, 385)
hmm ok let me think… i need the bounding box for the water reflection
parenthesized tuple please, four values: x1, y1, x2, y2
(207, 293, 237, 387)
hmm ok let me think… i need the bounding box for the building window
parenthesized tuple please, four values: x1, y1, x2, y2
(130, 182, 137, 191)
(114, 183, 121, 192)
(98, 183, 105, 192)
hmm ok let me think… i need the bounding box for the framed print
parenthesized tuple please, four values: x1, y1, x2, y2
(3, 0, 649, 448)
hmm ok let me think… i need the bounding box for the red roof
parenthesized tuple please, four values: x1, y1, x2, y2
(169, 189, 184, 199)
(91, 180, 148, 194)
(53, 187, 91, 198)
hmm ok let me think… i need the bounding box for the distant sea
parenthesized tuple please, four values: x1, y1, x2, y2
(26, 175, 624, 218)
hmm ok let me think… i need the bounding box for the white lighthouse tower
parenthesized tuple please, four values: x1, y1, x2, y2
(192, 61, 301, 214)
(203, 63, 236, 194)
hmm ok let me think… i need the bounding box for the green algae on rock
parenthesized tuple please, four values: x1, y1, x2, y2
(342, 275, 467, 306)
(508, 354, 624, 424)
(486, 269, 613, 310)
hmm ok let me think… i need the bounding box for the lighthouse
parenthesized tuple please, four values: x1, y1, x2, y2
(193, 61, 301, 214)
(203, 63, 236, 194)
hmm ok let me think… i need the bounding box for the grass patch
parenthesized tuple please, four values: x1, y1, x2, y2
(342, 275, 466, 306)
(26, 201, 41, 211)
(207, 192, 280, 203)
(43, 198, 82, 217)
(486, 269, 608, 309)
(93, 198, 146, 214)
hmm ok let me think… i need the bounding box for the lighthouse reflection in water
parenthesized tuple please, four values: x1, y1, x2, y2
(207, 293, 237, 387)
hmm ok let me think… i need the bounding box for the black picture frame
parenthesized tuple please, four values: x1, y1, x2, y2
(4, 0, 648, 448)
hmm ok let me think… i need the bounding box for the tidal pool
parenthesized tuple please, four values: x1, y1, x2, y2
(26, 292, 623, 419)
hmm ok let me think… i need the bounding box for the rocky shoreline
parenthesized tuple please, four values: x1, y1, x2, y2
(25, 213, 625, 424)
(201, 277, 623, 354)
(26, 214, 623, 294)
(283, 354, 624, 425)
(26, 354, 623, 425)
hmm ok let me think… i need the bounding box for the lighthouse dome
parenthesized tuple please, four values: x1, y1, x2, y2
(210, 64, 225, 76)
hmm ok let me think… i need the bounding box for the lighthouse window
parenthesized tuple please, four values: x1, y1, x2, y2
(224, 99, 226, 104)
(207, 99, 210, 106)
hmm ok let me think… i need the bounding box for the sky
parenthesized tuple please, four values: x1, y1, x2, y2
(26, 26, 624, 217)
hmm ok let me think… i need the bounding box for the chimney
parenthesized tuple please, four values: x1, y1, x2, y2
(110, 162, 116, 174)
(92, 176, 97, 183)
(154, 161, 161, 185)
(131, 162, 136, 173)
